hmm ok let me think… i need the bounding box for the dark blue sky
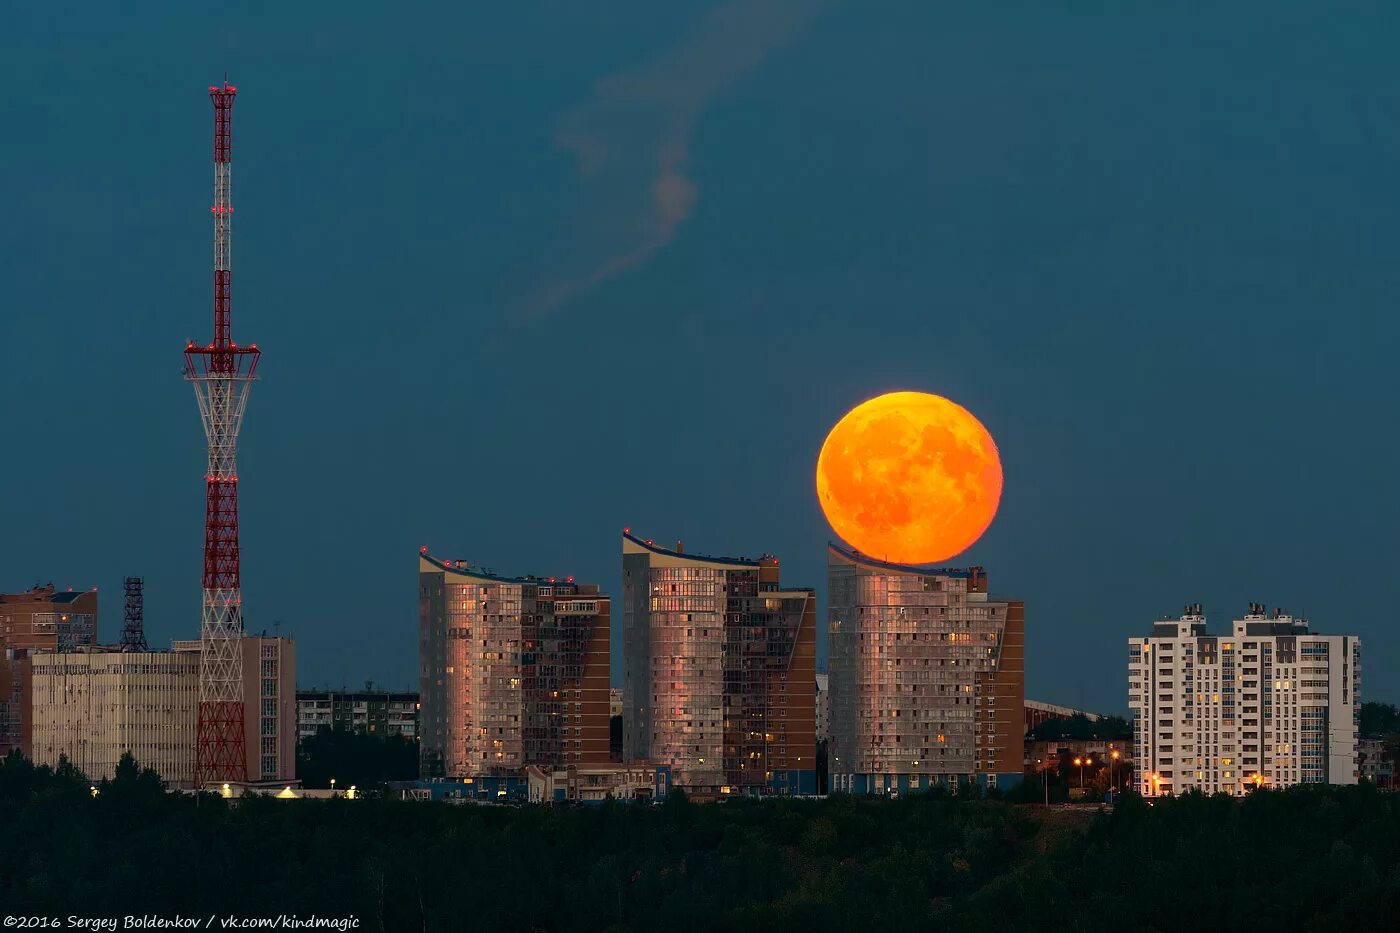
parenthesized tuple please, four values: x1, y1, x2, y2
(3, 2, 1398, 713)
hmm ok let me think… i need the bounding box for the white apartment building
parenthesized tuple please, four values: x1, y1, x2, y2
(1129, 603, 1359, 796)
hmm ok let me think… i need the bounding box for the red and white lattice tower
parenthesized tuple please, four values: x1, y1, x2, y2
(185, 80, 259, 786)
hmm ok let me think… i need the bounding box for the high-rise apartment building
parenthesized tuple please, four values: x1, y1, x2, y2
(297, 686, 419, 741)
(827, 542, 1025, 794)
(1, 585, 99, 756)
(1129, 604, 1359, 796)
(622, 532, 817, 797)
(419, 551, 610, 780)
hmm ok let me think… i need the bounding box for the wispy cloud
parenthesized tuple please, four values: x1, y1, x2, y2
(521, 0, 833, 318)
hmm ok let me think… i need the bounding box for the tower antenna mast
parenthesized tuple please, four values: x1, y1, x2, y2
(120, 576, 149, 652)
(186, 79, 259, 785)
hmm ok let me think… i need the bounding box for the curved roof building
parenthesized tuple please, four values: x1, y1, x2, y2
(622, 532, 816, 797)
(418, 551, 610, 780)
(827, 541, 1024, 794)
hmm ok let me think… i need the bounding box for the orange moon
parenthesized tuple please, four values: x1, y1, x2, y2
(816, 391, 1003, 564)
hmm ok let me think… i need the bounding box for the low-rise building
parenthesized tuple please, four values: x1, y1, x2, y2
(296, 686, 419, 741)
(1025, 738, 1132, 774)
(1024, 699, 1101, 733)
(1359, 738, 1394, 788)
(525, 763, 672, 804)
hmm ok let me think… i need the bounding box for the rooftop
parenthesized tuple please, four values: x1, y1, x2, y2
(622, 531, 776, 567)
(826, 540, 980, 578)
(420, 549, 583, 587)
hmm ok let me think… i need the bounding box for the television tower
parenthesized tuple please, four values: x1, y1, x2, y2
(185, 79, 259, 785)
(120, 576, 149, 652)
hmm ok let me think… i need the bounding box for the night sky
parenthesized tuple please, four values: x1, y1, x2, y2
(3, 2, 1398, 713)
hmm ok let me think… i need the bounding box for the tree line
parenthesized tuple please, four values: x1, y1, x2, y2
(2, 747, 1398, 931)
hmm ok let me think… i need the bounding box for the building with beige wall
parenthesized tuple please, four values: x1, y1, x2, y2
(30, 646, 200, 785)
(34, 635, 295, 788)
(525, 762, 672, 804)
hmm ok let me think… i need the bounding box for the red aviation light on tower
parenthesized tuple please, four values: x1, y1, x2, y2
(187, 78, 256, 787)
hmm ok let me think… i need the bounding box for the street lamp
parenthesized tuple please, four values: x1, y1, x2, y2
(1074, 757, 1084, 790)
(330, 777, 336, 794)
(1110, 749, 1120, 791)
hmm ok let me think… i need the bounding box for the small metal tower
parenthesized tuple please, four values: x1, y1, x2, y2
(120, 576, 148, 652)
(186, 79, 258, 786)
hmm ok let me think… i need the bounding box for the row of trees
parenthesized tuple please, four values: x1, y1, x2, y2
(297, 726, 418, 789)
(4, 746, 1398, 930)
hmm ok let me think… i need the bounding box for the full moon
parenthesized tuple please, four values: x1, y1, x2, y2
(816, 391, 1002, 564)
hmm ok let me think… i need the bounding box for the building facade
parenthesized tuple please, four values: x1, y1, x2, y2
(244, 635, 297, 783)
(525, 763, 672, 804)
(815, 673, 830, 743)
(1129, 604, 1360, 796)
(827, 542, 1025, 794)
(30, 646, 200, 786)
(419, 551, 610, 780)
(297, 686, 419, 741)
(1, 585, 99, 755)
(1358, 737, 1394, 788)
(622, 532, 817, 797)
